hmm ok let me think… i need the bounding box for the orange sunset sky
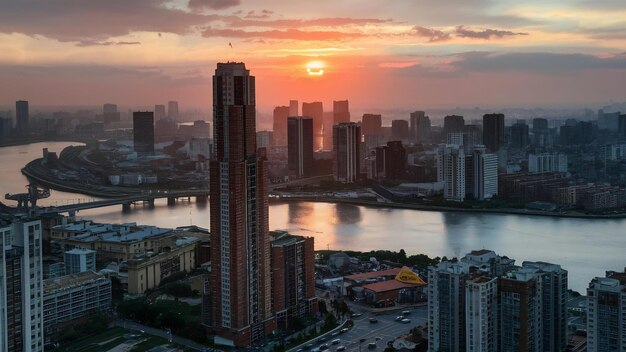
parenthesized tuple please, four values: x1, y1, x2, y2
(1, 0, 626, 112)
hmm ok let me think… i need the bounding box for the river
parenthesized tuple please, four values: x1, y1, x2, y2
(1, 142, 625, 293)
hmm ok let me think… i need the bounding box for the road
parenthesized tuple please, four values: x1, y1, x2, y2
(113, 319, 218, 352)
(300, 306, 428, 352)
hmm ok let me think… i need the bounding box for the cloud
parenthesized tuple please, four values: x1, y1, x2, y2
(188, 0, 240, 11)
(455, 26, 528, 39)
(244, 10, 271, 19)
(412, 26, 451, 42)
(202, 27, 367, 41)
(222, 16, 393, 28)
(453, 51, 626, 72)
(76, 40, 141, 47)
(582, 26, 626, 40)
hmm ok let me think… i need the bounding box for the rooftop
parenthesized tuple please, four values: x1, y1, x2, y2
(270, 230, 309, 247)
(44, 271, 107, 294)
(362, 279, 422, 293)
(344, 268, 402, 281)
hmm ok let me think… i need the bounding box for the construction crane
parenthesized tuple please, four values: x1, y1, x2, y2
(5, 184, 50, 209)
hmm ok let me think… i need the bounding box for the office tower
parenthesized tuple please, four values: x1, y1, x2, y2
(428, 262, 470, 352)
(132, 112, 155, 154)
(208, 62, 273, 347)
(620, 114, 626, 137)
(0, 118, 12, 141)
(289, 100, 298, 116)
(410, 111, 431, 143)
(598, 109, 621, 131)
(528, 153, 568, 173)
(272, 106, 290, 146)
(375, 141, 407, 180)
(511, 121, 530, 149)
(473, 146, 498, 200)
(16, 100, 29, 135)
(269, 231, 318, 330)
(333, 100, 350, 125)
(103, 103, 120, 124)
(466, 276, 498, 352)
(533, 118, 548, 131)
(333, 122, 361, 183)
(0, 219, 45, 352)
(322, 111, 334, 150)
(437, 144, 466, 202)
(587, 269, 626, 352)
(154, 104, 166, 121)
(483, 113, 505, 152)
(64, 248, 96, 275)
(522, 261, 568, 352)
(168, 101, 179, 121)
(444, 115, 465, 136)
(498, 268, 543, 352)
(256, 130, 273, 149)
(302, 102, 324, 150)
(532, 118, 549, 147)
(391, 119, 409, 140)
(361, 114, 382, 136)
(287, 117, 314, 177)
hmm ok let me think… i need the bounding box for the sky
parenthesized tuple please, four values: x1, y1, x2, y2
(1, 0, 626, 112)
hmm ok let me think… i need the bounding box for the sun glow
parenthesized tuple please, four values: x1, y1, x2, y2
(306, 60, 325, 76)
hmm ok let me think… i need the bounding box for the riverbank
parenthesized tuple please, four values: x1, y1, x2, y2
(269, 195, 626, 219)
(0, 136, 88, 148)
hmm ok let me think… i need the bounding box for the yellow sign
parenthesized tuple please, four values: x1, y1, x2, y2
(395, 266, 426, 285)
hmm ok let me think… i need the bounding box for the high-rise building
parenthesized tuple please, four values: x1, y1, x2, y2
(444, 115, 465, 136)
(0, 219, 45, 352)
(0, 118, 12, 142)
(361, 114, 382, 137)
(511, 121, 530, 149)
(391, 119, 409, 140)
(522, 261, 568, 352)
(272, 106, 290, 146)
(103, 103, 120, 124)
(16, 100, 29, 135)
(473, 145, 498, 200)
(287, 117, 314, 178)
(410, 111, 431, 143)
(269, 231, 318, 331)
(322, 111, 334, 150)
(302, 102, 324, 150)
(587, 269, 626, 352)
(64, 248, 96, 275)
(466, 276, 498, 352)
(132, 112, 155, 154)
(208, 62, 273, 347)
(498, 268, 543, 352)
(483, 113, 505, 152)
(375, 141, 407, 180)
(333, 122, 361, 183)
(528, 153, 568, 173)
(256, 131, 273, 149)
(155, 104, 166, 121)
(532, 118, 550, 147)
(168, 101, 179, 121)
(428, 261, 470, 352)
(289, 100, 298, 116)
(437, 144, 466, 202)
(333, 100, 350, 125)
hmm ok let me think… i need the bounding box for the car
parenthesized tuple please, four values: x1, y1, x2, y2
(395, 316, 404, 321)
(368, 342, 377, 349)
(331, 331, 340, 337)
(336, 346, 346, 351)
(375, 337, 382, 341)
(351, 313, 362, 318)
(305, 343, 314, 349)
(331, 339, 341, 345)
(319, 337, 327, 342)
(369, 317, 378, 323)
(402, 310, 411, 316)
(401, 318, 411, 324)
(320, 343, 330, 351)
(340, 328, 349, 333)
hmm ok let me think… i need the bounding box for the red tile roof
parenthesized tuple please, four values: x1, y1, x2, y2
(344, 268, 402, 281)
(362, 279, 423, 293)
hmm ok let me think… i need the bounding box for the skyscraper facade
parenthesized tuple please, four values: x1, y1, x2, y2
(361, 114, 382, 137)
(587, 270, 626, 352)
(410, 111, 431, 143)
(154, 104, 166, 121)
(466, 276, 498, 352)
(289, 100, 298, 116)
(287, 117, 314, 178)
(272, 106, 290, 146)
(391, 119, 409, 140)
(333, 100, 350, 125)
(444, 115, 465, 136)
(483, 113, 505, 152)
(511, 121, 530, 149)
(0, 219, 45, 352)
(16, 100, 29, 135)
(375, 141, 407, 180)
(437, 144, 466, 202)
(473, 145, 498, 200)
(302, 102, 324, 150)
(103, 103, 120, 124)
(132, 112, 155, 154)
(333, 122, 361, 183)
(208, 62, 273, 347)
(168, 101, 179, 121)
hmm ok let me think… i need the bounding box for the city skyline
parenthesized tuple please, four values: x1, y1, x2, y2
(1, 1, 626, 110)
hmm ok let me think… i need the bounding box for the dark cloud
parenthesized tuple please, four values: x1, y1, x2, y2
(244, 10, 271, 19)
(76, 41, 141, 47)
(412, 26, 451, 42)
(0, 0, 213, 42)
(583, 26, 626, 40)
(455, 26, 528, 39)
(453, 52, 626, 72)
(202, 27, 367, 41)
(188, 0, 240, 11)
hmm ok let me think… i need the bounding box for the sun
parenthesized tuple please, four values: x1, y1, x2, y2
(306, 60, 325, 76)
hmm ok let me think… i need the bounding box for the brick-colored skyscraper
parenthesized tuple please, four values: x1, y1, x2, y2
(208, 62, 274, 347)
